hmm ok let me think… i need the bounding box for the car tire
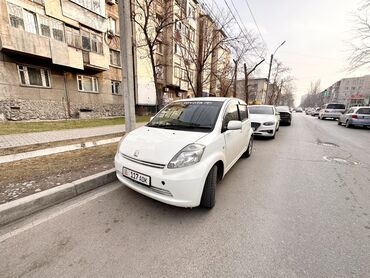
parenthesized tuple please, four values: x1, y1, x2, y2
(287, 121, 291, 126)
(271, 130, 276, 139)
(337, 120, 342, 125)
(345, 120, 352, 128)
(242, 135, 253, 158)
(200, 165, 217, 209)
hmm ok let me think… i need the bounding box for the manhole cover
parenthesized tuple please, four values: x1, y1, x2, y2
(323, 156, 359, 165)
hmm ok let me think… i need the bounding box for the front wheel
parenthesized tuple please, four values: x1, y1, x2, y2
(345, 120, 352, 128)
(242, 135, 253, 158)
(200, 165, 217, 208)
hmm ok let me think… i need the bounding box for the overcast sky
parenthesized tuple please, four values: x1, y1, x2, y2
(213, 0, 368, 105)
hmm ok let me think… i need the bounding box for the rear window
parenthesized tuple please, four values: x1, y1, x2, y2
(357, 108, 370, 114)
(327, 104, 345, 109)
(276, 106, 290, 112)
(248, 106, 274, 115)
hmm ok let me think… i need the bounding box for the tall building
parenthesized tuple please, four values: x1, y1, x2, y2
(0, 0, 232, 121)
(0, 0, 124, 121)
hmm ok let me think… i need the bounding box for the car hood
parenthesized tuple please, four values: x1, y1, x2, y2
(119, 126, 209, 165)
(249, 114, 276, 123)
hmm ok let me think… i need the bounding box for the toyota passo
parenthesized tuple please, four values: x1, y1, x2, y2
(115, 97, 253, 208)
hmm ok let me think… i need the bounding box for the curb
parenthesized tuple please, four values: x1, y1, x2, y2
(0, 169, 118, 226)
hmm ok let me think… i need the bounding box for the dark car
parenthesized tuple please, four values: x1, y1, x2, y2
(276, 106, 292, 125)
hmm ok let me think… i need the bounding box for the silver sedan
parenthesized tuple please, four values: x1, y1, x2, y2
(338, 106, 370, 128)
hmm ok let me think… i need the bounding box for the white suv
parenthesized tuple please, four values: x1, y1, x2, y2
(115, 98, 253, 208)
(319, 103, 346, 120)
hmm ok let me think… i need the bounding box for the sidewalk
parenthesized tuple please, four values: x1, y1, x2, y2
(0, 123, 145, 149)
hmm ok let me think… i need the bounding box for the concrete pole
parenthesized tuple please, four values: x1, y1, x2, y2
(118, 0, 136, 132)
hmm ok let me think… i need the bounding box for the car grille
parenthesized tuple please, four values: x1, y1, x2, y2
(251, 122, 261, 130)
(121, 153, 166, 169)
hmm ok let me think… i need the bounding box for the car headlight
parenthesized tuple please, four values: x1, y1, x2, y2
(168, 143, 205, 169)
(263, 122, 275, 126)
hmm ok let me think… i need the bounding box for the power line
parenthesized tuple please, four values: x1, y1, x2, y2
(222, 0, 266, 60)
(242, 0, 267, 50)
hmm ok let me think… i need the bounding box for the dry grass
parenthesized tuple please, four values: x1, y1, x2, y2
(0, 116, 150, 135)
(0, 144, 118, 204)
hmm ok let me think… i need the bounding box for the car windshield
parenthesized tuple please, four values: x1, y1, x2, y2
(276, 106, 290, 112)
(147, 101, 223, 131)
(248, 106, 274, 115)
(357, 108, 370, 114)
(327, 104, 345, 109)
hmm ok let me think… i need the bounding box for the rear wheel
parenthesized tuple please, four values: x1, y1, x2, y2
(200, 165, 217, 208)
(345, 120, 352, 128)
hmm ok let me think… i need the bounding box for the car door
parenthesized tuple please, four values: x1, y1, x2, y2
(237, 103, 251, 151)
(222, 101, 244, 168)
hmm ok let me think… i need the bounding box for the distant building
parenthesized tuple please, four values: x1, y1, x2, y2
(236, 78, 268, 104)
(324, 75, 370, 107)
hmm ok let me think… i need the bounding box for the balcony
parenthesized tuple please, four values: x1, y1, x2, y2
(0, 25, 84, 70)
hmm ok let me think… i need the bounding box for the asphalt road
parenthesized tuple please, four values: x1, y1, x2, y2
(1, 113, 370, 278)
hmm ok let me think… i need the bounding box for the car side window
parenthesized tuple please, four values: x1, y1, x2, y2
(238, 104, 248, 121)
(222, 103, 239, 131)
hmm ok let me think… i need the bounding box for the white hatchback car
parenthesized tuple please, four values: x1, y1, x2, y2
(115, 98, 254, 208)
(248, 105, 280, 138)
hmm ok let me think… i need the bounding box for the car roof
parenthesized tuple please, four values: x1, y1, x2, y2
(353, 106, 370, 109)
(176, 97, 245, 103)
(248, 104, 275, 107)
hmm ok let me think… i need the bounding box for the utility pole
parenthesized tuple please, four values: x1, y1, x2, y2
(244, 63, 248, 104)
(118, 0, 136, 132)
(233, 59, 237, 98)
(266, 40, 286, 104)
(244, 59, 264, 104)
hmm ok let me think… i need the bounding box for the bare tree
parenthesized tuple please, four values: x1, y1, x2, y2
(132, 0, 176, 109)
(348, 0, 370, 71)
(300, 80, 323, 107)
(266, 59, 290, 104)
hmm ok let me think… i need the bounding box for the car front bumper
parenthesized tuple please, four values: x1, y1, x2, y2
(252, 123, 275, 137)
(114, 152, 208, 208)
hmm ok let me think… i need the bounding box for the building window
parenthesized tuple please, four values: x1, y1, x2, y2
(51, 20, 64, 41)
(81, 30, 103, 54)
(111, 80, 121, 95)
(8, 3, 24, 30)
(188, 5, 196, 19)
(174, 43, 182, 55)
(65, 26, 81, 48)
(17, 65, 51, 88)
(110, 49, 121, 66)
(77, 75, 99, 93)
(71, 0, 102, 15)
(23, 10, 38, 34)
(39, 15, 51, 37)
(108, 17, 117, 34)
(156, 41, 163, 54)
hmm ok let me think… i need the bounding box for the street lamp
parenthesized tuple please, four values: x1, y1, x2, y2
(265, 40, 286, 104)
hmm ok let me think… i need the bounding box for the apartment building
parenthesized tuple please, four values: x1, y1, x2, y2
(236, 78, 268, 104)
(324, 75, 370, 107)
(0, 0, 123, 121)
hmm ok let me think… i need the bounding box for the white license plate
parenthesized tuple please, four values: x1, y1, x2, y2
(122, 167, 151, 186)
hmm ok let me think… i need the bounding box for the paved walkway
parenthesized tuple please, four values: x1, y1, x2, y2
(0, 123, 145, 149)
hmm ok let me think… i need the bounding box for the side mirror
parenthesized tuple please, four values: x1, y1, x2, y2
(227, 120, 242, 130)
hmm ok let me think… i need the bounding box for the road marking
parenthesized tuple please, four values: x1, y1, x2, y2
(0, 183, 121, 243)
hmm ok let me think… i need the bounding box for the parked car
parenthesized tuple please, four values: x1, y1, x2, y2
(338, 106, 370, 128)
(305, 108, 312, 115)
(248, 105, 280, 138)
(115, 98, 253, 208)
(318, 103, 346, 120)
(276, 106, 292, 125)
(311, 107, 320, 117)
(295, 107, 303, 112)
